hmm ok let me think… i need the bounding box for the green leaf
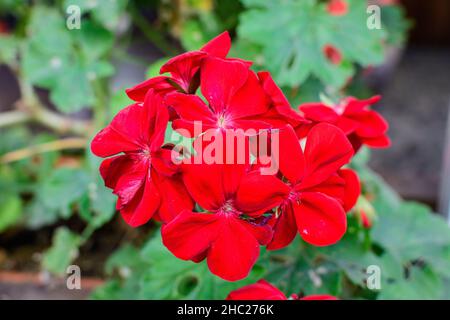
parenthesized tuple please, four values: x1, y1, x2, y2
(49, 63, 95, 112)
(42, 227, 81, 275)
(139, 232, 265, 299)
(22, 42, 72, 88)
(372, 202, 450, 266)
(27, 6, 73, 56)
(0, 35, 18, 65)
(73, 21, 114, 62)
(21, 5, 116, 112)
(38, 168, 90, 218)
(238, 0, 385, 88)
(378, 265, 444, 300)
(24, 202, 60, 230)
(0, 194, 22, 233)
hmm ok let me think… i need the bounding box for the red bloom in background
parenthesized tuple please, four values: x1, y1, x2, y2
(267, 123, 355, 250)
(126, 31, 231, 101)
(297, 95, 390, 151)
(323, 44, 343, 65)
(91, 90, 193, 226)
(162, 161, 289, 281)
(327, 0, 348, 16)
(0, 21, 8, 34)
(227, 280, 337, 300)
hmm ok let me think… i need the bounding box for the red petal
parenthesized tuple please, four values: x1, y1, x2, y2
(235, 170, 289, 216)
(200, 31, 231, 58)
(301, 123, 353, 189)
(258, 71, 306, 127)
(335, 116, 359, 135)
(160, 51, 206, 93)
(226, 280, 287, 300)
(161, 210, 221, 260)
(277, 125, 305, 183)
(147, 92, 170, 152)
(91, 104, 143, 157)
(207, 217, 262, 281)
(338, 168, 360, 211)
(120, 171, 161, 227)
(298, 103, 339, 123)
(182, 162, 244, 211)
(200, 57, 249, 114)
(227, 71, 269, 119)
(91, 92, 167, 157)
(232, 119, 272, 131)
(361, 135, 391, 148)
(113, 156, 149, 206)
(304, 173, 346, 206)
(327, 0, 348, 16)
(151, 148, 179, 176)
(125, 76, 174, 102)
(353, 110, 389, 138)
(323, 44, 343, 65)
(267, 204, 298, 250)
(156, 174, 194, 223)
(294, 192, 347, 246)
(344, 95, 381, 114)
(165, 92, 216, 124)
(99, 156, 126, 189)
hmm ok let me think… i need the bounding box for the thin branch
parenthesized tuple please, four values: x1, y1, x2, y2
(14, 77, 94, 136)
(0, 110, 30, 128)
(0, 138, 87, 164)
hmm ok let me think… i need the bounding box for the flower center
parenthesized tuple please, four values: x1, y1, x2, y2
(218, 199, 239, 217)
(288, 190, 298, 201)
(217, 113, 228, 129)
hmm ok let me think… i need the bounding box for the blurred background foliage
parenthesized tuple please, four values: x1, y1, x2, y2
(1, 0, 449, 300)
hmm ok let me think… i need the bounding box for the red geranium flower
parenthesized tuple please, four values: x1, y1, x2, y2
(91, 90, 193, 226)
(125, 31, 231, 102)
(166, 56, 272, 137)
(327, 0, 348, 16)
(226, 280, 337, 300)
(161, 160, 289, 281)
(267, 123, 355, 250)
(297, 95, 390, 151)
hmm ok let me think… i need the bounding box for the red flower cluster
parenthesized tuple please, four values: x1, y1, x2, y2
(227, 280, 337, 300)
(91, 31, 390, 281)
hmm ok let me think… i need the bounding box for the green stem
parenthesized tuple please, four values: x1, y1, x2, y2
(92, 79, 109, 129)
(128, 3, 179, 56)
